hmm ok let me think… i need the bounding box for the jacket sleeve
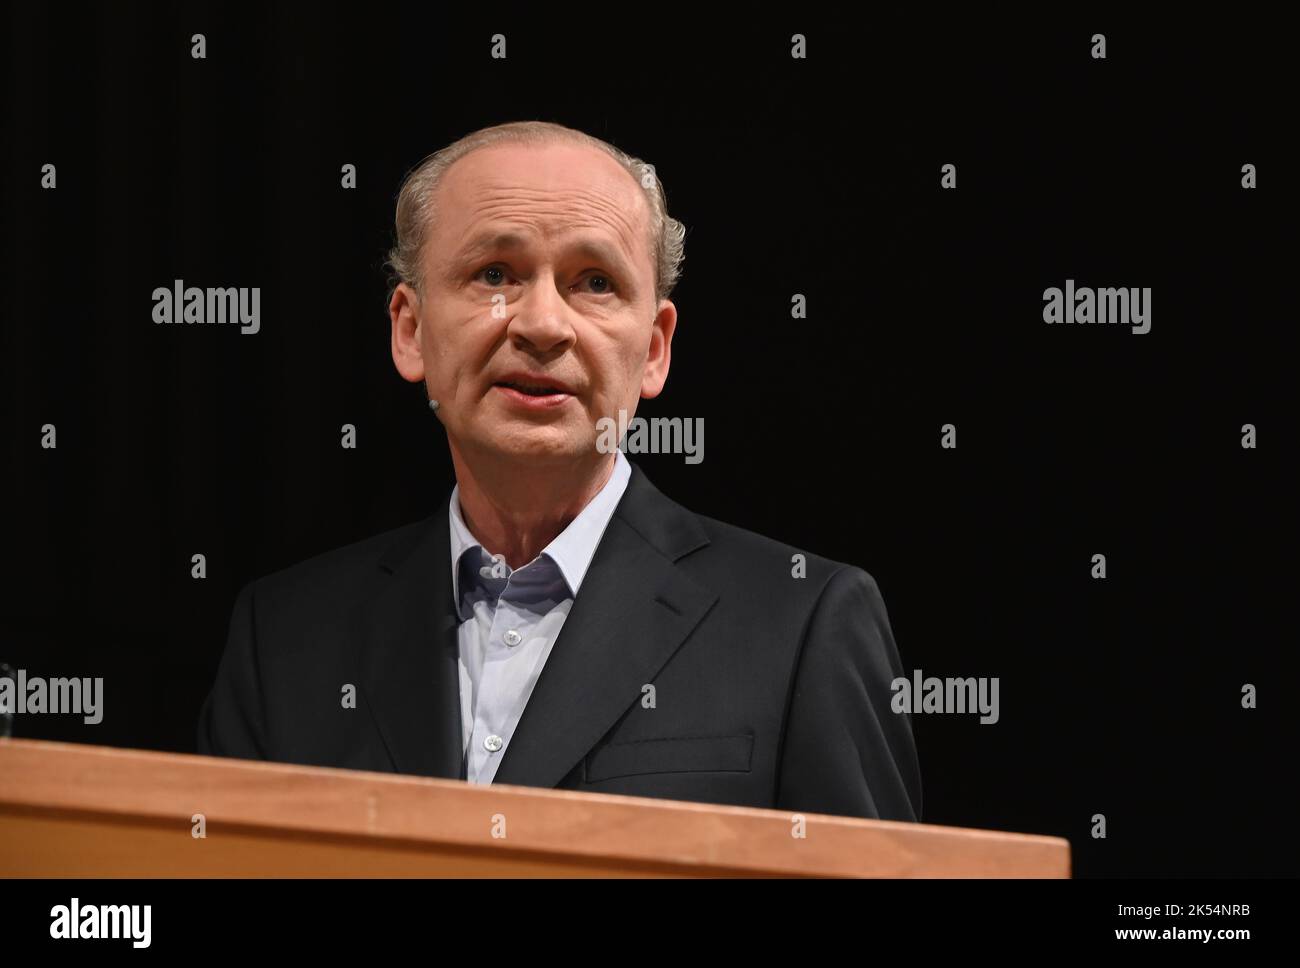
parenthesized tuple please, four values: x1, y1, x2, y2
(774, 566, 922, 822)
(196, 581, 269, 761)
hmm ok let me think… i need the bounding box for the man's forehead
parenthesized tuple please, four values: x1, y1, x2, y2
(432, 142, 651, 265)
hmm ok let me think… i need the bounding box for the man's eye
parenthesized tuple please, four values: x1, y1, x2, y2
(473, 265, 614, 293)
(475, 265, 508, 286)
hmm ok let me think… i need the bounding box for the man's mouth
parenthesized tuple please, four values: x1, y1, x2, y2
(495, 381, 568, 397)
(491, 378, 577, 410)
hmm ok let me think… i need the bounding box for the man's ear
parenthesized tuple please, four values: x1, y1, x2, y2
(389, 283, 426, 383)
(640, 299, 677, 399)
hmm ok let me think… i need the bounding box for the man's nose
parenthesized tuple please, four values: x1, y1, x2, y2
(507, 273, 575, 353)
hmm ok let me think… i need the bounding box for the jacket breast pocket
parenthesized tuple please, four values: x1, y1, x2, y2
(585, 732, 754, 783)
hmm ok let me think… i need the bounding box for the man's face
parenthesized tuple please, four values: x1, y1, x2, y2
(390, 141, 676, 469)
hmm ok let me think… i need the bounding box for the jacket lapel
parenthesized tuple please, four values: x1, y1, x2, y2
(358, 499, 466, 781)
(356, 462, 717, 790)
(492, 463, 718, 789)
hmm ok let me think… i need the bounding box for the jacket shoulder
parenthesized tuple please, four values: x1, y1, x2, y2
(621, 463, 872, 592)
(247, 514, 437, 603)
(688, 507, 872, 591)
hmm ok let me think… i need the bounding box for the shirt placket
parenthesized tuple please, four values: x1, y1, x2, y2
(467, 571, 531, 783)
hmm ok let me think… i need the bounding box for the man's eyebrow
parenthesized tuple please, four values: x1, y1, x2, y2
(454, 230, 529, 264)
(568, 237, 632, 274)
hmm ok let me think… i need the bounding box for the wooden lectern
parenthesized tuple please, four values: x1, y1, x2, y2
(0, 739, 1070, 877)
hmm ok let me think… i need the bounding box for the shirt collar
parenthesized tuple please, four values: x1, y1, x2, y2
(448, 449, 632, 613)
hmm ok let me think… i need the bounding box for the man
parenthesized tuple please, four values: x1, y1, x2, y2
(197, 121, 922, 822)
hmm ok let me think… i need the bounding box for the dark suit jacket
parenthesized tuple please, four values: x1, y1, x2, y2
(196, 460, 922, 822)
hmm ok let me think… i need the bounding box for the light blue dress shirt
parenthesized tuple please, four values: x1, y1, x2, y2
(448, 449, 632, 784)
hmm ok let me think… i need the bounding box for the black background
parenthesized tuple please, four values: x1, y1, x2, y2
(3, 7, 1295, 876)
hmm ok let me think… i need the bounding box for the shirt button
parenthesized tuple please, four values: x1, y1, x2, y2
(483, 734, 503, 753)
(503, 629, 522, 647)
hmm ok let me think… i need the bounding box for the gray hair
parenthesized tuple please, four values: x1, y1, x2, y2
(385, 121, 686, 304)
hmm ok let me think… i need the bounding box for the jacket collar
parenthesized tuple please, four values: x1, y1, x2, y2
(447, 449, 633, 620)
(359, 459, 717, 787)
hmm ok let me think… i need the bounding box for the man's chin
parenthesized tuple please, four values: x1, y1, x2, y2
(477, 431, 591, 467)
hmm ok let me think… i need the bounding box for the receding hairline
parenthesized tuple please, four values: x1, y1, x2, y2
(421, 137, 656, 278)
(387, 120, 687, 304)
